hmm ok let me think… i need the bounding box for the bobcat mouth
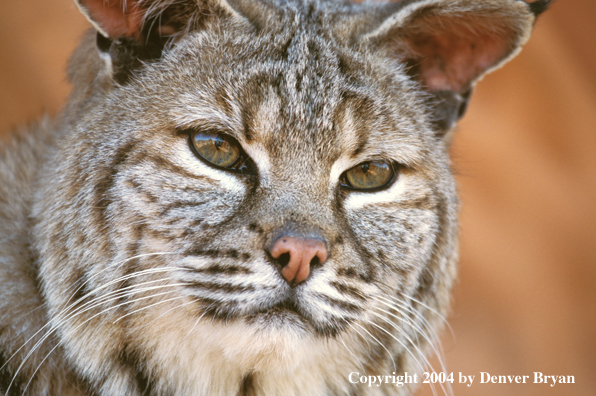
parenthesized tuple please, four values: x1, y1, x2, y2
(246, 297, 348, 338)
(192, 287, 350, 337)
(195, 294, 309, 332)
(196, 290, 304, 319)
(249, 297, 303, 319)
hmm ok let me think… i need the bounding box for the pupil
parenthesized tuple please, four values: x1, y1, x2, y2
(214, 136, 224, 149)
(361, 162, 370, 173)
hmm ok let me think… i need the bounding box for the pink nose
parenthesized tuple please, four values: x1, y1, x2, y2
(269, 236, 328, 285)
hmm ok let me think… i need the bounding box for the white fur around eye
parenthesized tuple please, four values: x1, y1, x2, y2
(329, 156, 353, 187)
(343, 171, 408, 210)
(243, 143, 271, 182)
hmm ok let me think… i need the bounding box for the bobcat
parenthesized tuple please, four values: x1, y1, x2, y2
(0, 0, 550, 395)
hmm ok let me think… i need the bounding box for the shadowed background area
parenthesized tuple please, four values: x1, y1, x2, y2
(0, 1, 594, 395)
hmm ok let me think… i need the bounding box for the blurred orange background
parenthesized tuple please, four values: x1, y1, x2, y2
(1, 1, 594, 396)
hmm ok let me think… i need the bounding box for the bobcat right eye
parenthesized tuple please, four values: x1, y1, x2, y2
(189, 130, 254, 174)
(340, 161, 396, 191)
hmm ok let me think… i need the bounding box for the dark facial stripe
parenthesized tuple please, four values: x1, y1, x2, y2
(70, 267, 92, 312)
(239, 373, 256, 396)
(185, 248, 251, 261)
(182, 264, 253, 276)
(65, 369, 102, 396)
(197, 297, 241, 320)
(373, 195, 437, 211)
(159, 200, 208, 216)
(414, 191, 449, 300)
(310, 292, 360, 314)
(116, 223, 147, 307)
(241, 106, 254, 143)
(117, 344, 160, 396)
(126, 178, 159, 203)
(188, 281, 255, 294)
(335, 266, 359, 280)
(331, 183, 377, 284)
(0, 348, 26, 396)
(93, 140, 137, 228)
(329, 281, 366, 302)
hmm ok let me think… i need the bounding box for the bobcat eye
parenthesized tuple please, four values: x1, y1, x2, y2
(340, 161, 395, 191)
(189, 130, 254, 174)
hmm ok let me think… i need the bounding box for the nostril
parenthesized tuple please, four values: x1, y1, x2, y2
(310, 255, 321, 269)
(276, 252, 290, 268)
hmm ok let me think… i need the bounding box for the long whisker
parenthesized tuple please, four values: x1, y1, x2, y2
(64, 268, 187, 315)
(138, 299, 196, 333)
(384, 293, 455, 363)
(377, 295, 437, 335)
(350, 322, 397, 373)
(376, 295, 453, 396)
(65, 283, 191, 325)
(64, 255, 180, 309)
(0, 260, 185, 375)
(400, 294, 454, 338)
(21, 290, 191, 396)
(7, 279, 190, 395)
(369, 307, 450, 396)
(182, 304, 215, 341)
(377, 295, 451, 379)
(112, 294, 190, 324)
(361, 318, 441, 396)
(362, 318, 422, 371)
(335, 320, 366, 373)
(35, 275, 187, 355)
(63, 252, 175, 299)
(374, 296, 444, 361)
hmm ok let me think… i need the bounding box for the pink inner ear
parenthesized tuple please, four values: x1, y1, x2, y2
(404, 17, 514, 92)
(81, 0, 144, 39)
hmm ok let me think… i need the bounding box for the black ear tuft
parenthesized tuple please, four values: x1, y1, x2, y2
(95, 32, 112, 53)
(529, 0, 554, 16)
(96, 31, 167, 84)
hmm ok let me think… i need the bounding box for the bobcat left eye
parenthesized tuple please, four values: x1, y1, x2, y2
(340, 161, 395, 191)
(188, 130, 254, 174)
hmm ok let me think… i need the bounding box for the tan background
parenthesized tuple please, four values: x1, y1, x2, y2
(1, 1, 594, 395)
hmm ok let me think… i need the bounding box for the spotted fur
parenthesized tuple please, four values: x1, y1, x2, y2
(0, 0, 549, 395)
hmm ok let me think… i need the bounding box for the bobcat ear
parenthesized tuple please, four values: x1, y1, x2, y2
(74, 0, 146, 40)
(363, 0, 551, 133)
(74, 0, 243, 83)
(75, 0, 242, 39)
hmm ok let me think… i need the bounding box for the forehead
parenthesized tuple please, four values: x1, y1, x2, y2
(144, 12, 434, 168)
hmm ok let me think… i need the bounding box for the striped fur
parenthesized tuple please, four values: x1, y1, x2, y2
(0, 0, 547, 395)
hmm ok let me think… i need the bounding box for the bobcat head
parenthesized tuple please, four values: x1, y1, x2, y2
(21, 0, 549, 395)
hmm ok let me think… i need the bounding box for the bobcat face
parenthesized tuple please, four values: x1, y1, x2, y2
(47, 15, 451, 339)
(17, 0, 547, 394)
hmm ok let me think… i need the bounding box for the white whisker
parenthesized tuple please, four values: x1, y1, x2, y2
(7, 280, 190, 395)
(400, 294, 454, 338)
(19, 285, 192, 396)
(63, 252, 177, 308)
(182, 304, 214, 341)
(0, 264, 186, 376)
(138, 299, 196, 332)
(377, 295, 451, 373)
(112, 294, 189, 323)
(335, 320, 366, 373)
(369, 308, 450, 396)
(351, 322, 397, 373)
